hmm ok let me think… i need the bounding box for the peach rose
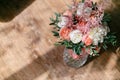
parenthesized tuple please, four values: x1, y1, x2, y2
(59, 27, 72, 40)
(82, 35, 93, 46)
(69, 30, 83, 43)
(63, 10, 72, 17)
(79, 21, 87, 26)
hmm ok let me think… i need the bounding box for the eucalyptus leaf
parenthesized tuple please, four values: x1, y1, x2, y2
(52, 31, 59, 37)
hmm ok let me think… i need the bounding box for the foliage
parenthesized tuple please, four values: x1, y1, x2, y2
(102, 32, 118, 50)
(49, 12, 61, 29)
(55, 40, 84, 55)
(50, 12, 61, 37)
(102, 13, 111, 24)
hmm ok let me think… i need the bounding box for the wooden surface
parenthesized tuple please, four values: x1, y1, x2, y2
(0, 0, 120, 80)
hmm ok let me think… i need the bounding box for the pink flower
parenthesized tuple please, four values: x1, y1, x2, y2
(63, 10, 73, 17)
(86, 48, 91, 54)
(84, 0, 92, 7)
(77, 20, 91, 34)
(90, 16, 100, 27)
(68, 49, 80, 59)
(85, 37, 93, 46)
(82, 35, 93, 46)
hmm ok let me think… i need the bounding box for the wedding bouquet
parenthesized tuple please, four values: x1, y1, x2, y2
(50, 0, 117, 58)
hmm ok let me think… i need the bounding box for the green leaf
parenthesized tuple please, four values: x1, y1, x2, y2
(72, 43, 83, 55)
(79, 42, 84, 47)
(54, 12, 61, 23)
(54, 41, 84, 55)
(102, 43, 108, 50)
(103, 32, 118, 47)
(54, 12, 61, 17)
(82, 0, 85, 3)
(93, 50, 98, 54)
(52, 31, 59, 37)
(112, 40, 117, 46)
(102, 13, 111, 23)
(49, 23, 55, 25)
(73, 46, 81, 55)
(49, 12, 61, 29)
(58, 40, 73, 49)
(54, 42, 61, 46)
(50, 17, 55, 22)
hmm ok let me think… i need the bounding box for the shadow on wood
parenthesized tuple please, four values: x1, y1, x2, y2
(109, 0, 120, 44)
(4, 46, 120, 80)
(0, 0, 35, 22)
(4, 46, 69, 80)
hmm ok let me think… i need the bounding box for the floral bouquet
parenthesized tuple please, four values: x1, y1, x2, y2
(50, 0, 117, 64)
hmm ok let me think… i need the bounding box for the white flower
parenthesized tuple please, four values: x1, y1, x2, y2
(89, 27, 98, 39)
(57, 16, 69, 28)
(84, 7, 92, 16)
(99, 36, 104, 43)
(76, 9, 82, 16)
(93, 39, 99, 45)
(99, 12, 104, 21)
(78, 3, 84, 9)
(76, 3, 84, 16)
(89, 27, 108, 45)
(69, 30, 83, 44)
(105, 26, 110, 33)
(98, 26, 108, 36)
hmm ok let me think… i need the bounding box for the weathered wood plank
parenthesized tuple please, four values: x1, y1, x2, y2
(0, 0, 119, 80)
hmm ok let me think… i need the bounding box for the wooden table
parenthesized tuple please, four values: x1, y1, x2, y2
(0, 0, 120, 80)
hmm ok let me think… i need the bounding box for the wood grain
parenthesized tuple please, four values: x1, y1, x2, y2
(0, 0, 120, 80)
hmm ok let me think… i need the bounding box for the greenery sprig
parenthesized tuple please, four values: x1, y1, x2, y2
(102, 13, 111, 25)
(102, 32, 118, 50)
(55, 40, 84, 55)
(50, 12, 61, 37)
(49, 12, 61, 29)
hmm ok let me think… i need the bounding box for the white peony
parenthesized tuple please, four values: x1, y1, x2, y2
(89, 27, 108, 45)
(98, 26, 109, 36)
(76, 3, 84, 16)
(57, 16, 69, 28)
(69, 30, 83, 44)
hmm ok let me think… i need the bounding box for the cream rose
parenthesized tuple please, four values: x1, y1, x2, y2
(69, 30, 83, 44)
(89, 27, 108, 45)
